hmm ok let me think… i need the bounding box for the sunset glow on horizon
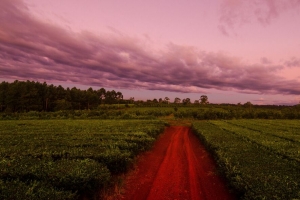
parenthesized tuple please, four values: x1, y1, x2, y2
(1, 0, 300, 105)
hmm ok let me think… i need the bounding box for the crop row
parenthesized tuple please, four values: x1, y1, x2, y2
(0, 108, 174, 120)
(192, 120, 300, 199)
(209, 120, 300, 162)
(227, 119, 300, 142)
(0, 120, 166, 199)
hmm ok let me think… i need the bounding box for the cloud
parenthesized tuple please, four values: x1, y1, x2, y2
(284, 57, 300, 68)
(219, 0, 300, 35)
(260, 57, 273, 65)
(1, 0, 300, 95)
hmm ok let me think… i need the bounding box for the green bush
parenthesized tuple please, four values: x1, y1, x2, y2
(192, 120, 300, 199)
(0, 179, 76, 200)
(0, 158, 111, 194)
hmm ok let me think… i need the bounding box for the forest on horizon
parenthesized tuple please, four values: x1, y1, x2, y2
(0, 80, 299, 113)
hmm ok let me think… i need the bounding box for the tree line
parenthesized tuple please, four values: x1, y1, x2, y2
(0, 80, 124, 112)
(133, 95, 209, 106)
(4, 80, 297, 115)
(0, 80, 212, 112)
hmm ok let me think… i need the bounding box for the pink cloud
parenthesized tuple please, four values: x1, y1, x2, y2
(219, 0, 300, 35)
(1, 0, 300, 95)
(260, 57, 273, 65)
(284, 57, 300, 68)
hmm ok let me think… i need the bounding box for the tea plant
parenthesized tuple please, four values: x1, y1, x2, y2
(192, 120, 300, 199)
(0, 120, 166, 199)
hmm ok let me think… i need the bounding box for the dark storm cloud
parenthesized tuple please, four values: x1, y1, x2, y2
(1, 0, 300, 95)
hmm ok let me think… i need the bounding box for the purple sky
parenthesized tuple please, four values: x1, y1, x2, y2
(1, 0, 300, 105)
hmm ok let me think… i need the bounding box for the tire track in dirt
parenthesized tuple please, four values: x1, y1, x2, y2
(119, 126, 235, 200)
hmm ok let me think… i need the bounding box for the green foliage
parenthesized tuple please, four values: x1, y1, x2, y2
(1, 104, 300, 121)
(0, 107, 175, 120)
(0, 158, 110, 194)
(192, 120, 300, 199)
(0, 80, 123, 112)
(0, 120, 166, 199)
(174, 105, 300, 119)
(200, 95, 209, 104)
(0, 179, 76, 200)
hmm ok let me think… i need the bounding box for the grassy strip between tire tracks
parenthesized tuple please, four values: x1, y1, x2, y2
(192, 120, 300, 199)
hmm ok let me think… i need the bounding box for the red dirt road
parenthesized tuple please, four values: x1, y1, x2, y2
(120, 126, 235, 200)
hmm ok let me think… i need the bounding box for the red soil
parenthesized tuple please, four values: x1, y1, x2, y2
(119, 126, 235, 200)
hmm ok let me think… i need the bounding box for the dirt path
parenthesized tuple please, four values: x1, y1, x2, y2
(119, 126, 235, 200)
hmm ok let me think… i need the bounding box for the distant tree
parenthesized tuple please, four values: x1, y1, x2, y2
(0, 82, 9, 111)
(194, 100, 200, 104)
(97, 88, 106, 104)
(200, 95, 209, 104)
(116, 92, 123, 101)
(243, 101, 253, 112)
(116, 92, 123, 108)
(103, 90, 123, 104)
(46, 84, 57, 111)
(104, 90, 115, 104)
(244, 101, 253, 107)
(182, 98, 191, 105)
(129, 97, 135, 104)
(0, 80, 124, 111)
(159, 98, 163, 103)
(296, 102, 300, 110)
(57, 85, 66, 100)
(6, 80, 22, 112)
(244, 101, 252, 106)
(164, 97, 170, 104)
(86, 87, 98, 109)
(174, 97, 181, 104)
(136, 100, 144, 105)
(70, 87, 82, 109)
(54, 99, 72, 111)
(153, 98, 158, 103)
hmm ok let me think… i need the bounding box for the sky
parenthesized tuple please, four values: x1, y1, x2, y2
(1, 0, 300, 105)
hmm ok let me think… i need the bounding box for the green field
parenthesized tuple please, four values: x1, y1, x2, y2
(1, 118, 300, 199)
(0, 120, 166, 199)
(192, 119, 300, 199)
(2, 104, 300, 120)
